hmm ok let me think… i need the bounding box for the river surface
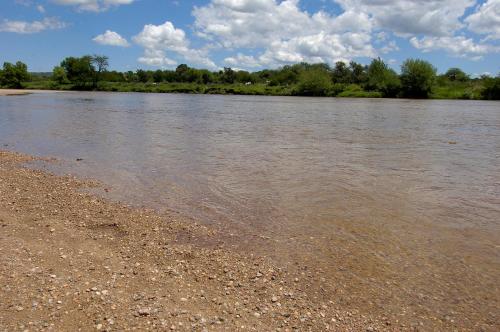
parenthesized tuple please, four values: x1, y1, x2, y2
(1, 91, 499, 329)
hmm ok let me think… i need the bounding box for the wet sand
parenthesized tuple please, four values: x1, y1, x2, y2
(0, 150, 385, 331)
(0, 89, 32, 96)
(0, 89, 61, 96)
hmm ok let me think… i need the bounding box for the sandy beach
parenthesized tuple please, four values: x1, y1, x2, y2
(0, 150, 386, 331)
(0, 89, 61, 96)
(0, 89, 32, 96)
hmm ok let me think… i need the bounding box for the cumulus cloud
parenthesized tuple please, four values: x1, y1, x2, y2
(193, 0, 376, 68)
(410, 36, 500, 59)
(118, 0, 499, 69)
(334, 0, 475, 37)
(465, 0, 500, 40)
(224, 53, 262, 68)
(133, 21, 217, 69)
(93, 30, 130, 47)
(51, 0, 134, 12)
(0, 17, 66, 34)
(333, 0, 500, 60)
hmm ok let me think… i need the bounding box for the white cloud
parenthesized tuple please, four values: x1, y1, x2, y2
(122, 0, 499, 69)
(93, 30, 130, 47)
(334, 0, 475, 37)
(133, 21, 217, 69)
(380, 40, 399, 54)
(410, 36, 500, 59)
(51, 0, 134, 12)
(465, 0, 500, 40)
(193, 0, 375, 68)
(224, 53, 261, 68)
(0, 17, 66, 34)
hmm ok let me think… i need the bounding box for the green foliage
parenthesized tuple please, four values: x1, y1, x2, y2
(337, 84, 382, 98)
(481, 76, 500, 100)
(52, 66, 69, 84)
(91, 55, 109, 88)
(294, 67, 333, 96)
(7, 54, 498, 100)
(400, 59, 437, 98)
(444, 68, 469, 82)
(349, 61, 367, 85)
(366, 58, 400, 97)
(60, 56, 95, 88)
(220, 67, 236, 84)
(0, 61, 30, 88)
(332, 62, 351, 84)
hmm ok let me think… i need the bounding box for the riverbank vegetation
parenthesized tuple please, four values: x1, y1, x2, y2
(1, 56, 499, 100)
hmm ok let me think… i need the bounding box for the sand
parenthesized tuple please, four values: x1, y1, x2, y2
(0, 89, 62, 96)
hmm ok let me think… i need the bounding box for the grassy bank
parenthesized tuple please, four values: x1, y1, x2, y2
(20, 79, 491, 99)
(3, 57, 499, 100)
(23, 81, 296, 96)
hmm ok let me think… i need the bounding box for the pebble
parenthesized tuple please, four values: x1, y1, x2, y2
(138, 308, 151, 316)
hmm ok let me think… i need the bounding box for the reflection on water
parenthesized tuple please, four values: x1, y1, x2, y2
(1, 92, 499, 328)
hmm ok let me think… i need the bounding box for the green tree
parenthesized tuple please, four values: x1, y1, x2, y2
(91, 55, 109, 88)
(0, 61, 30, 88)
(153, 70, 164, 83)
(295, 68, 333, 96)
(444, 68, 469, 82)
(52, 66, 69, 84)
(221, 67, 236, 84)
(136, 69, 151, 83)
(175, 64, 190, 82)
(366, 58, 400, 97)
(481, 76, 500, 100)
(332, 61, 351, 84)
(350, 61, 367, 85)
(400, 59, 437, 98)
(60, 56, 95, 87)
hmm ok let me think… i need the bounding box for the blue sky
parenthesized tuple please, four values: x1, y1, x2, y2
(0, 0, 499, 76)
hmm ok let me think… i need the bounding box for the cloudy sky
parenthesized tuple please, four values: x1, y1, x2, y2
(0, 0, 499, 75)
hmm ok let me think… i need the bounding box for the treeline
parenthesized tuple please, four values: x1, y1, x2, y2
(1, 55, 499, 100)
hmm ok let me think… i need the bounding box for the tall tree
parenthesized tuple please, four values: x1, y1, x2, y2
(444, 68, 469, 82)
(60, 56, 95, 88)
(0, 61, 29, 88)
(349, 61, 367, 85)
(366, 58, 400, 97)
(400, 59, 437, 98)
(52, 66, 68, 84)
(332, 61, 351, 84)
(91, 55, 109, 88)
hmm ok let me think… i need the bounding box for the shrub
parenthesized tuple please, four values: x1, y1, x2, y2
(400, 59, 437, 98)
(294, 68, 333, 96)
(481, 77, 500, 100)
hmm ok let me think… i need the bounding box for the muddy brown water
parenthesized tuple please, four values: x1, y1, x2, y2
(1, 91, 499, 329)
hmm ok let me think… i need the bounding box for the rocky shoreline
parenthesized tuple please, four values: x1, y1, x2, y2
(0, 150, 384, 331)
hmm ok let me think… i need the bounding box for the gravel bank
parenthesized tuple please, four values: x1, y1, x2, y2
(0, 151, 384, 331)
